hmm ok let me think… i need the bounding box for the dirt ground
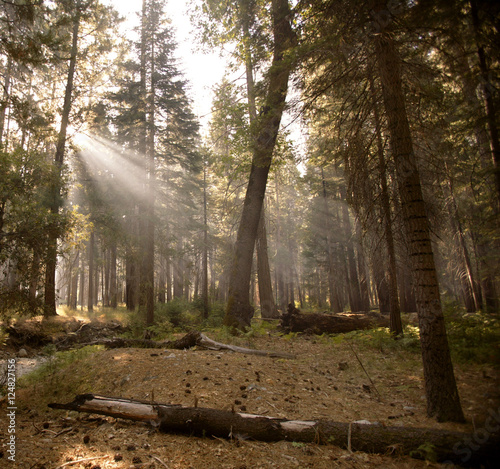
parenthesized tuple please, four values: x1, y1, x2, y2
(1, 322, 499, 468)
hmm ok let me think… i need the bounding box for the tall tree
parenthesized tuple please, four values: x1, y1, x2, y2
(224, 0, 297, 329)
(44, 0, 83, 317)
(371, 0, 464, 422)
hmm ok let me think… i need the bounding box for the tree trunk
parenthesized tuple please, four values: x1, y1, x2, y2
(0, 55, 12, 145)
(240, 8, 278, 321)
(470, 0, 500, 210)
(321, 169, 342, 314)
(373, 5, 464, 422)
(202, 163, 209, 318)
(110, 241, 117, 309)
(88, 230, 95, 313)
(369, 69, 402, 334)
(224, 0, 296, 329)
(341, 189, 363, 313)
(256, 210, 279, 318)
(70, 249, 79, 310)
(79, 249, 86, 308)
(355, 222, 371, 311)
(138, 0, 156, 326)
(44, 4, 81, 317)
(49, 394, 498, 466)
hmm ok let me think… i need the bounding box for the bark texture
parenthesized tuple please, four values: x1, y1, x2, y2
(49, 394, 499, 466)
(372, 2, 464, 422)
(224, 0, 296, 329)
(280, 306, 389, 335)
(44, 5, 81, 316)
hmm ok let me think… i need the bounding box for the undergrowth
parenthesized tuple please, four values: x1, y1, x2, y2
(18, 345, 102, 413)
(327, 312, 499, 365)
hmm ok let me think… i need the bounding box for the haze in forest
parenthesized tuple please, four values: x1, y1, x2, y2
(1, 0, 499, 429)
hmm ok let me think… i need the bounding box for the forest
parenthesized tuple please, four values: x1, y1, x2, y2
(0, 0, 499, 467)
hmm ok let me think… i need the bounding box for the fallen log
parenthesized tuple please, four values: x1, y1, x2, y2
(281, 307, 389, 335)
(49, 394, 498, 467)
(81, 330, 295, 359)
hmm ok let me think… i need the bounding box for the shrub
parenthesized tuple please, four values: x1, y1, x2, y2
(446, 313, 500, 364)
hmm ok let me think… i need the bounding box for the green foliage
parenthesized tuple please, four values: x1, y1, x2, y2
(282, 331, 299, 341)
(201, 301, 226, 329)
(243, 319, 278, 338)
(445, 313, 500, 364)
(123, 314, 147, 339)
(0, 149, 72, 319)
(18, 345, 102, 413)
(332, 327, 422, 354)
(155, 298, 189, 328)
(410, 442, 438, 463)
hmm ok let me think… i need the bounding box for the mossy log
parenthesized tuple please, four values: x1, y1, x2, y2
(49, 394, 498, 466)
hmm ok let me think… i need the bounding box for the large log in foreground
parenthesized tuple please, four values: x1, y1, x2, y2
(49, 394, 498, 466)
(281, 306, 390, 335)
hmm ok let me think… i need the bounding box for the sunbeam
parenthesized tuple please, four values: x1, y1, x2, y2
(76, 133, 149, 203)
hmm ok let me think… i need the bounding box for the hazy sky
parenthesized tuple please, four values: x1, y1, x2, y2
(105, 0, 229, 132)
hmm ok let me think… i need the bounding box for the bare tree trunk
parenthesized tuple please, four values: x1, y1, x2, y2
(256, 211, 279, 318)
(110, 241, 117, 309)
(373, 5, 464, 422)
(355, 222, 371, 311)
(321, 169, 342, 313)
(202, 163, 209, 318)
(470, 0, 500, 209)
(340, 189, 363, 313)
(79, 249, 86, 309)
(88, 231, 94, 313)
(70, 249, 79, 310)
(44, 4, 81, 316)
(369, 69, 402, 334)
(224, 1, 296, 330)
(138, 0, 156, 326)
(0, 55, 12, 145)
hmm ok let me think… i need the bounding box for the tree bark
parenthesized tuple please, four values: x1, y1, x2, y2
(371, 72, 402, 334)
(321, 168, 342, 314)
(256, 210, 279, 318)
(240, 5, 278, 321)
(87, 230, 94, 312)
(44, 3, 81, 317)
(224, 0, 296, 329)
(372, 3, 464, 422)
(341, 188, 363, 313)
(110, 241, 117, 308)
(138, 0, 156, 326)
(281, 310, 389, 335)
(470, 0, 500, 210)
(49, 394, 499, 466)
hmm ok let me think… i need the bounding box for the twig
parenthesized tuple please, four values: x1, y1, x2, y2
(151, 455, 170, 468)
(347, 340, 381, 399)
(54, 456, 108, 469)
(41, 429, 58, 435)
(348, 422, 352, 453)
(54, 427, 73, 438)
(32, 421, 43, 434)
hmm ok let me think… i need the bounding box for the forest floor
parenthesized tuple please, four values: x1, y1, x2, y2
(1, 314, 499, 468)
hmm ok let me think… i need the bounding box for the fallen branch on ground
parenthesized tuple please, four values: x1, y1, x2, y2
(83, 330, 295, 359)
(49, 394, 498, 466)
